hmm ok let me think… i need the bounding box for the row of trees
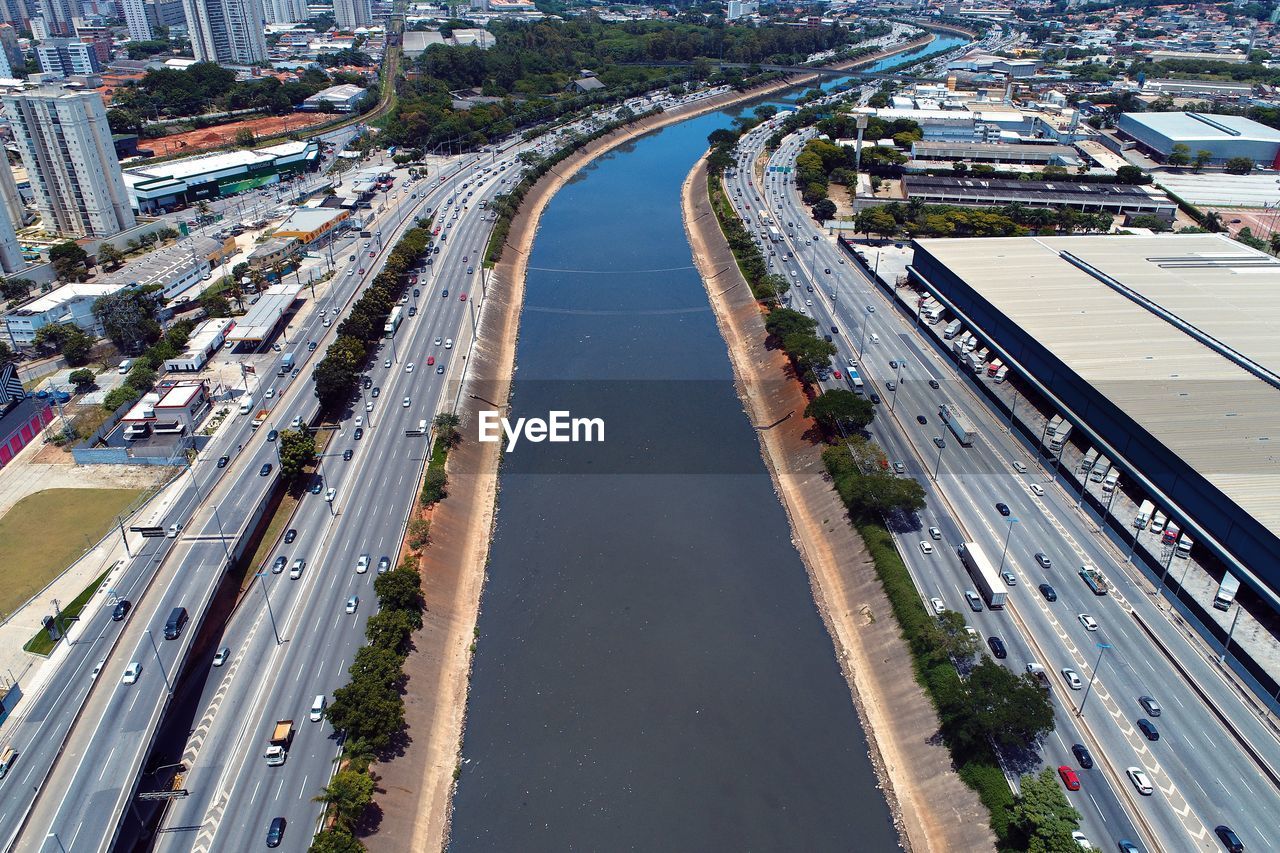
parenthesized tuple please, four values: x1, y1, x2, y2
(309, 560, 427, 852)
(852, 199, 1116, 241)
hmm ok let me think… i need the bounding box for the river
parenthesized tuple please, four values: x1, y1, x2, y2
(448, 35, 966, 852)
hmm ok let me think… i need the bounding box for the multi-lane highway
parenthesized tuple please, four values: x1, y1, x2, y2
(724, 112, 1280, 852)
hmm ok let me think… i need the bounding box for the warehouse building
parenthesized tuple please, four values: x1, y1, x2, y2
(909, 233, 1280, 618)
(123, 140, 319, 212)
(909, 140, 1082, 166)
(1115, 112, 1280, 168)
(901, 175, 1176, 219)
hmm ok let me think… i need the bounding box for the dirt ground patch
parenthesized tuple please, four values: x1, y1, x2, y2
(0, 488, 146, 615)
(682, 157, 994, 853)
(139, 112, 335, 158)
(1, 443, 167, 517)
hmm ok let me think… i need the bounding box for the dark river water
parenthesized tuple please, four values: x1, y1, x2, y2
(448, 35, 966, 852)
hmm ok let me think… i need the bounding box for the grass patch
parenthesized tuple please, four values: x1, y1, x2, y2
(23, 567, 112, 655)
(0, 488, 145, 617)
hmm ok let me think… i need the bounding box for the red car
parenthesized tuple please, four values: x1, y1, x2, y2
(460, 293, 467, 301)
(833, 370, 842, 379)
(427, 356, 435, 365)
(368, 250, 375, 257)
(1058, 766, 1080, 791)
(433, 227, 440, 235)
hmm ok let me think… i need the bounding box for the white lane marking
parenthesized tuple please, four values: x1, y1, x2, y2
(98, 747, 116, 781)
(298, 775, 309, 799)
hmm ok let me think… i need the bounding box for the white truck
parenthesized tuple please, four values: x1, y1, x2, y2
(1102, 468, 1120, 494)
(1150, 511, 1166, 534)
(1214, 574, 1240, 611)
(1135, 500, 1154, 530)
(943, 319, 962, 339)
(1081, 448, 1098, 472)
(993, 365, 1009, 383)
(1175, 533, 1193, 559)
(1090, 457, 1111, 483)
(1049, 422, 1072, 453)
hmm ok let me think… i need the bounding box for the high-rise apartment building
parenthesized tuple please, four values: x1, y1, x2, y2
(332, 0, 370, 29)
(0, 24, 20, 78)
(182, 0, 266, 64)
(263, 0, 306, 24)
(121, 0, 153, 40)
(35, 36, 101, 76)
(145, 0, 187, 29)
(35, 0, 72, 35)
(1, 87, 136, 238)
(0, 0, 30, 30)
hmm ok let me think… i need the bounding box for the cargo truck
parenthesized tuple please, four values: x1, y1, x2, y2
(962, 351, 983, 373)
(939, 403, 976, 447)
(1175, 534, 1193, 559)
(1090, 458, 1110, 483)
(1079, 565, 1109, 596)
(252, 410, 270, 430)
(1162, 522, 1181, 545)
(265, 719, 294, 765)
(1150, 511, 1166, 535)
(1214, 574, 1240, 611)
(1102, 468, 1119, 493)
(1081, 448, 1098, 472)
(278, 352, 295, 376)
(986, 358, 1003, 377)
(943, 320, 962, 339)
(1049, 422, 1072, 452)
(1135, 500, 1154, 529)
(959, 541, 1007, 608)
(993, 365, 1009, 383)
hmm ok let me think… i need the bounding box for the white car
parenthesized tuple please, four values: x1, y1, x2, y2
(91, 659, 104, 680)
(122, 662, 142, 684)
(1078, 614, 1099, 632)
(444, 338, 453, 349)
(1061, 668, 1083, 690)
(1012, 461, 1027, 473)
(928, 526, 941, 540)
(366, 401, 374, 412)
(325, 487, 336, 502)
(384, 358, 392, 368)
(323, 318, 332, 327)
(1072, 830, 1094, 850)
(264, 388, 276, 399)
(1126, 766, 1154, 795)
(1030, 484, 1045, 496)
(355, 416, 363, 428)
(406, 363, 414, 373)
(403, 396, 411, 408)
(918, 541, 934, 555)
(290, 416, 302, 429)
(356, 554, 370, 574)
(213, 647, 230, 667)
(930, 597, 946, 614)
(434, 337, 442, 346)
(345, 595, 359, 614)
(167, 523, 182, 539)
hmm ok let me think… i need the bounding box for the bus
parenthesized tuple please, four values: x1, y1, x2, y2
(938, 403, 976, 447)
(768, 226, 781, 242)
(958, 541, 1007, 608)
(384, 306, 403, 338)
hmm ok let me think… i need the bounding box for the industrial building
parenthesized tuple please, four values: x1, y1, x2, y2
(901, 175, 1176, 219)
(123, 140, 319, 212)
(92, 235, 231, 303)
(909, 140, 1082, 166)
(163, 317, 234, 371)
(1116, 112, 1280, 168)
(2, 282, 126, 347)
(908, 233, 1280, 619)
(301, 84, 367, 112)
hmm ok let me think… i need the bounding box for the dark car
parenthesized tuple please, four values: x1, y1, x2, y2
(1072, 743, 1094, 769)
(310, 481, 323, 495)
(377, 556, 391, 573)
(916, 415, 927, 425)
(1214, 825, 1244, 853)
(271, 555, 287, 573)
(343, 448, 353, 461)
(987, 636, 1007, 659)
(869, 393, 881, 404)
(408, 307, 417, 316)
(1118, 842, 1141, 853)
(283, 528, 297, 544)
(413, 288, 420, 297)
(266, 817, 286, 848)
(996, 502, 1010, 516)
(112, 599, 131, 621)
(1039, 583, 1057, 602)
(889, 360, 899, 369)
(353, 427, 364, 440)
(363, 377, 372, 389)
(308, 341, 318, 351)
(1137, 718, 1159, 741)
(259, 463, 273, 476)
(442, 289, 449, 298)
(266, 430, 279, 443)
(933, 436, 946, 449)
(371, 387, 380, 398)
(928, 379, 940, 390)
(217, 455, 229, 468)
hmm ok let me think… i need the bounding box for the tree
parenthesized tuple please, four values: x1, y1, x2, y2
(93, 290, 162, 352)
(96, 243, 124, 270)
(936, 610, 980, 661)
(349, 645, 406, 690)
(278, 428, 317, 481)
(421, 466, 448, 504)
(1202, 211, 1224, 233)
(433, 411, 461, 446)
(408, 518, 431, 549)
(0, 341, 13, 366)
(235, 127, 255, 147)
(1, 277, 34, 301)
(364, 608, 417, 655)
(1166, 143, 1190, 167)
(963, 658, 1055, 753)
(313, 769, 374, 831)
(1113, 165, 1150, 185)
(764, 307, 817, 342)
(805, 389, 874, 432)
(1008, 768, 1082, 852)
(307, 828, 366, 853)
(1224, 156, 1254, 175)
(49, 241, 89, 282)
(374, 566, 424, 626)
(69, 368, 97, 391)
(34, 323, 93, 366)
(1192, 149, 1212, 172)
(811, 198, 837, 221)
(781, 332, 837, 373)
(326, 682, 404, 755)
(855, 206, 898, 241)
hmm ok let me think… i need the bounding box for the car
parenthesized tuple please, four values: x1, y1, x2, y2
(1061, 668, 1083, 690)
(1030, 484, 1045, 496)
(310, 478, 326, 495)
(889, 360, 899, 369)
(284, 528, 297, 544)
(996, 502, 1010, 516)
(987, 636, 1007, 659)
(91, 659, 104, 680)
(436, 365, 444, 374)
(167, 523, 182, 539)
(259, 463, 273, 476)
(846, 357, 856, 367)
(266, 817, 286, 848)
(364, 377, 373, 389)
(271, 555, 287, 574)
(1126, 767, 1153, 795)
(1058, 765, 1081, 791)
(930, 597, 946, 614)
(1035, 553, 1052, 569)
(355, 416, 363, 428)
(213, 646, 230, 667)
(1118, 842, 1141, 853)
(290, 558, 306, 579)
(356, 554, 370, 574)
(1001, 570, 1017, 586)
(1078, 614, 1098, 631)
(413, 288, 420, 297)
(370, 386, 381, 399)
(406, 363, 414, 373)
(217, 455, 229, 468)
(925, 528, 941, 543)
(365, 400, 374, 412)
(325, 487, 336, 503)
(1068, 743, 1094, 770)
(1039, 583, 1057, 602)
(1012, 461, 1028, 473)
(893, 461, 905, 473)
(384, 358, 392, 368)
(426, 356, 436, 367)
(266, 429, 278, 442)
(342, 448, 353, 461)
(919, 541, 934, 555)
(434, 337, 442, 346)
(806, 300, 813, 307)
(345, 595, 359, 614)
(932, 436, 945, 449)
(308, 341, 318, 351)
(445, 338, 453, 349)
(1137, 718, 1159, 741)
(442, 289, 449, 298)
(323, 318, 332, 328)
(965, 591, 983, 611)
(824, 268, 831, 274)
(883, 379, 894, 389)
(867, 306, 875, 313)
(1071, 830, 1093, 850)
(123, 662, 142, 684)
(290, 416, 303, 429)
(1214, 825, 1244, 853)
(112, 599, 131, 621)
(353, 427, 363, 440)
(869, 393, 880, 404)
(916, 415, 927, 425)
(403, 396, 411, 408)
(377, 556, 391, 573)
(408, 307, 416, 316)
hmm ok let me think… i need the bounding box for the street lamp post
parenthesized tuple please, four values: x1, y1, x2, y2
(997, 517, 1019, 573)
(145, 629, 173, 695)
(932, 436, 946, 480)
(1076, 642, 1112, 717)
(1220, 604, 1242, 664)
(888, 361, 903, 411)
(255, 571, 282, 645)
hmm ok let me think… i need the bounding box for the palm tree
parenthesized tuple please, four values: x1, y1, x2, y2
(1202, 211, 1223, 233)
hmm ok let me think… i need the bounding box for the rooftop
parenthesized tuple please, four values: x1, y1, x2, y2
(913, 233, 1280, 539)
(227, 283, 302, 342)
(1119, 111, 1280, 144)
(276, 207, 346, 233)
(16, 283, 124, 314)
